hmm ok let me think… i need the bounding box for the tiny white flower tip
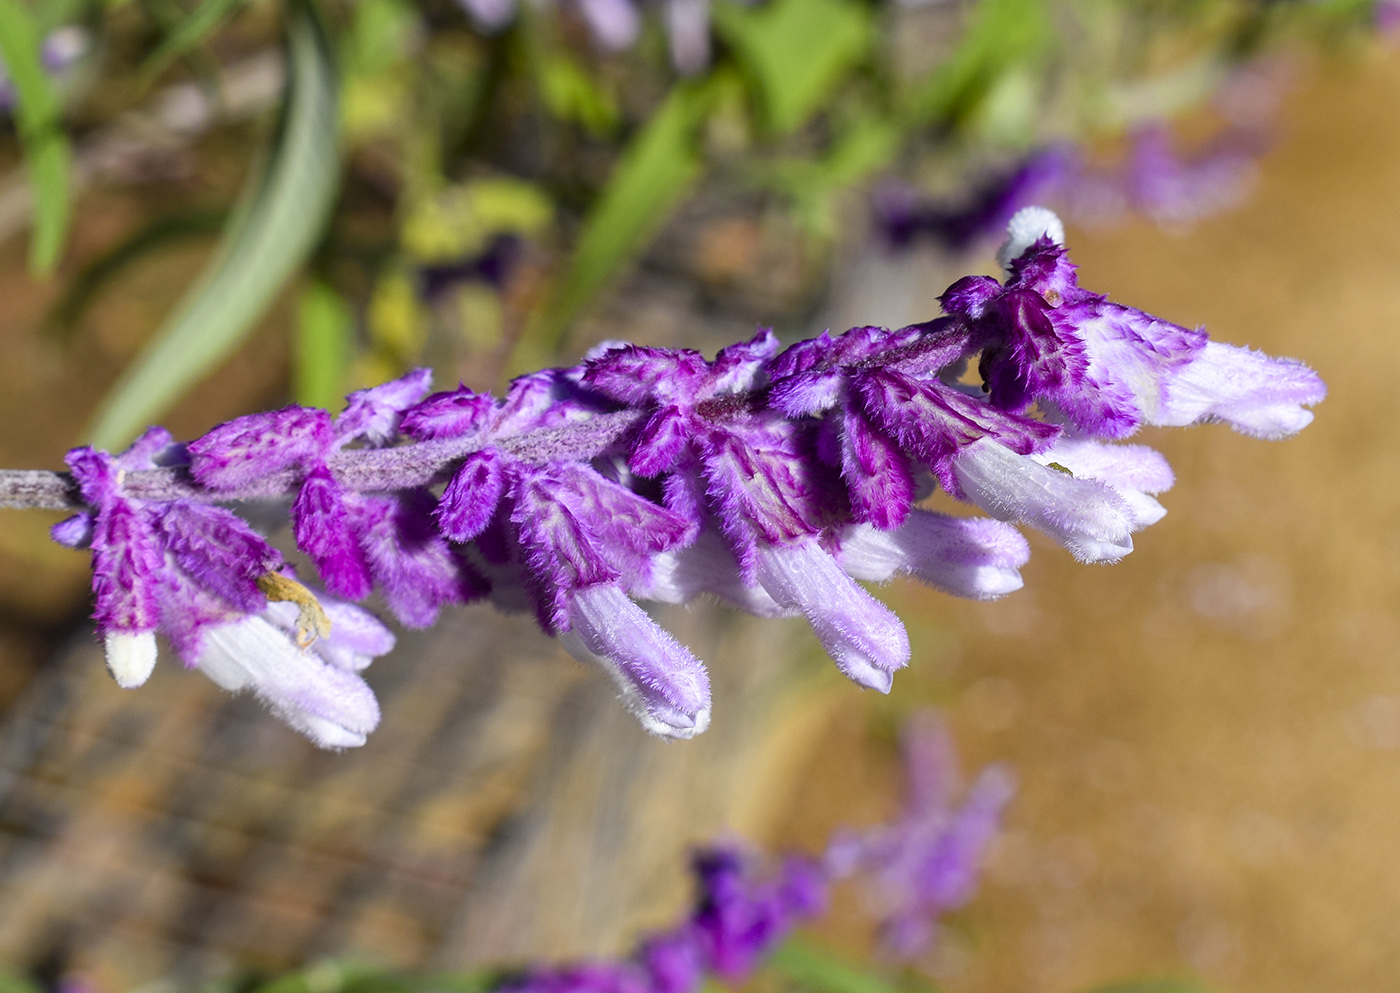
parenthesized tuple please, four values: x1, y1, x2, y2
(104, 630, 157, 688)
(291, 714, 369, 750)
(852, 665, 895, 695)
(998, 206, 1066, 272)
(640, 702, 712, 740)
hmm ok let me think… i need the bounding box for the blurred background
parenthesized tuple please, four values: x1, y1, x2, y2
(0, 2, 1396, 992)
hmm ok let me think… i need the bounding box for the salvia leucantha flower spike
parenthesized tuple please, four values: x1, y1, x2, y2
(43, 208, 1325, 747)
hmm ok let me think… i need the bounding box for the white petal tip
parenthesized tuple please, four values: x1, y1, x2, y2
(836, 657, 899, 693)
(998, 206, 1065, 271)
(1070, 537, 1135, 564)
(295, 715, 370, 749)
(964, 567, 1026, 599)
(104, 631, 158, 689)
(641, 704, 713, 740)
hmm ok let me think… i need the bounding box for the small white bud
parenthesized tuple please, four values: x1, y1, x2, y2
(997, 206, 1066, 272)
(104, 631, 158, 688)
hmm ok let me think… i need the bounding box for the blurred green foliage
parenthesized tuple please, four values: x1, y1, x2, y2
(0, 0, 1381, 445)
(0, 0, 72, 274)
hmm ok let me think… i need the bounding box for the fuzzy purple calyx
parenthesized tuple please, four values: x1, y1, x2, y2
(188, 406, 332, 489)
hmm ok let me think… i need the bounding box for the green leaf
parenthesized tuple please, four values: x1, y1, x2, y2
(141, 0, 252, 79)
(0, 971, 41, 993)
(768, 938, 933, 993)
(0, 0, 73, 274)
(908, 0, 1053, 126)
(755, 113, 899, 238)
(537, 53, 620, 136)
(519, 77, 721, 365)
(86, 3, 342, 450)
(295, 280, 353, 409)
(711, 0, 872, 135)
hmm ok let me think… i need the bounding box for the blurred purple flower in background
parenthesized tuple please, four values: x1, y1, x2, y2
(876, 124, 1264, 253)
(499, 709, 1001, 992)
(827, 712, 1013, 958)
(502, 846, 825, 993)
(0, 25, 88, 110)
(454, 0, 747, 74)
(1378, 0, 1400, 35)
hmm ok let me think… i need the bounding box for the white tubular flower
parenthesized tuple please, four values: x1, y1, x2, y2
(636, 527, 795, 619)
(196, 604, 391, 749)
(953, 438, 1137, 563)
(1032, 435, 1175, 529)
(1154, 341, 1326, 439)
(561, 583, 712, 739)
(837, 510, 1029, 600)
(756, 538, 910, 693)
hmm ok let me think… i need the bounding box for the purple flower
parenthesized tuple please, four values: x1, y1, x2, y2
(498, 844, 825, 993)
(754, 538, 909, 692)
(687, 848, 827, 980)
(874, 115, 1268, 251)
(335, 367, 434, 446)
(53, 428, 394, 749)
(978, 208, 1326, 440)
(827, 711, 1014, 959)
(1380, 0, 1400, 34)
(189, 378, 490, 628)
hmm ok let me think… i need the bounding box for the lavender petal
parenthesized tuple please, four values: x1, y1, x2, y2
(756, 539, 910, 692)
(560, 583, 712, 738)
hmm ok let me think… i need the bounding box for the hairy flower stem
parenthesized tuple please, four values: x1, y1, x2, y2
(0, 323, 968, 513)
(0, 410, 648, 511)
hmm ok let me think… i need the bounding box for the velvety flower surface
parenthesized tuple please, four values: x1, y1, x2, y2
(56, 207, 1323, 744)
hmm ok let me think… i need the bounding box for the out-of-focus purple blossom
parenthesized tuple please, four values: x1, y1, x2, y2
(503, 845, 826, 993)
(873, 152, 1068, 252)
(0, 26, 89, 110)
(54, 208, 1323, 743)
(491, 712, 1003, 992)
(419, 234, 523, 302)
(1119, 123, 1261, 228)
(1378, 0, 1400, 35)
(453, 0, 734, 73)
(876, 116, 1270, 251)
(827, 711, 1014, 959)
